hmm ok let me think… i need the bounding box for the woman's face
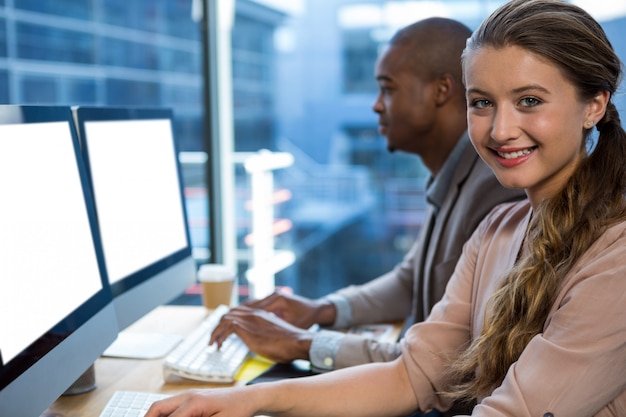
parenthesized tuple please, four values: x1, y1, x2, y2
(464, 45, 603, 207)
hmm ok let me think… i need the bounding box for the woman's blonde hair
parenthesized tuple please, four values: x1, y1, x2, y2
(448, 0, 626, 401)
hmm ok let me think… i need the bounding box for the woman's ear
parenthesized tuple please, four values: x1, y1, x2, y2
(585, 90, 610, 127)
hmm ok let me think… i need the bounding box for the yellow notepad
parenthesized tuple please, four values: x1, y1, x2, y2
(235, 355, 275, 382)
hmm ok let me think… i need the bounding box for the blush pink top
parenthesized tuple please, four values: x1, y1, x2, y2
(402, 200, 626, 416)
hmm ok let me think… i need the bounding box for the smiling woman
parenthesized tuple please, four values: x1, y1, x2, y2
(464, 44, 607, 206)
(448, 0, 626, 405)
(144, 1, 626, 415)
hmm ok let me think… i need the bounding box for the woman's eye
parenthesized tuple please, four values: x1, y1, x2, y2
(470, 99, 491, 109)
(520, 97, 541, 107)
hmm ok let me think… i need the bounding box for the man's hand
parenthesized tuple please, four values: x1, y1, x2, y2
(243, 290, 336, 329)
(209, 306, 314, 363)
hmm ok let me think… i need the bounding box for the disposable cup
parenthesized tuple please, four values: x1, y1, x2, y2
(197, 264, 235, 309)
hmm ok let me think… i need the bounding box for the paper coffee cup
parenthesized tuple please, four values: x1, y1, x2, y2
(197, 264, 235, 309)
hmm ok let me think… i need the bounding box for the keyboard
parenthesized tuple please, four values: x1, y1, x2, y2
(98, 390, 169, 417)
(162, 304, 250, 383)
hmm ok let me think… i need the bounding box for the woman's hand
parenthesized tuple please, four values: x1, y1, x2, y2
(144, 387, 257, 417)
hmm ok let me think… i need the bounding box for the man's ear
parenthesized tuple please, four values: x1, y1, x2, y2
(434, 73, 456, 107)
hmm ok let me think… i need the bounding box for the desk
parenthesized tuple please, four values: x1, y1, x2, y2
(42, 305, 247, 417)
(43, 305, 404, 417)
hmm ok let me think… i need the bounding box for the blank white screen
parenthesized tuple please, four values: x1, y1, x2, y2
(84, 119, 188, 284)
(0, 121, 103, 364)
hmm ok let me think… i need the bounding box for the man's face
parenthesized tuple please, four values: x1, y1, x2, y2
(372, 44, 438, 156)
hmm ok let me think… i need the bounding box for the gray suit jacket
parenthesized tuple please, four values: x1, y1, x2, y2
(333, 139, 526, 369)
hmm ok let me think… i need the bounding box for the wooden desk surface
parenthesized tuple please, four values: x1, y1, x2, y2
(42, 305, 239, 417)
(42, 305, 405, 417)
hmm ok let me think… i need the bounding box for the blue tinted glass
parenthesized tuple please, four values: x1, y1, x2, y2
(14, 0, 92, 19)
(105, 79, 160, 105)
(0, 70, 8, 103)
(100, 0, 197, 39)
(100, 38, 158, 70)
(21, 76, 56, 103)
(17, 23, 94, 64)
(67, 79, 97, 104)
(0, 18, 6, 57)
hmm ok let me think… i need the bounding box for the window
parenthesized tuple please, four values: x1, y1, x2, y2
(2, 0, 625, 301)
(342, 29, 379, 94)
(228, 0, 626, 299)
(0, 0, 208, 261)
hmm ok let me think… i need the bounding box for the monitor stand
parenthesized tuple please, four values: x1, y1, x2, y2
(63, 364, 96, 395)
(102, 331, 183, 359)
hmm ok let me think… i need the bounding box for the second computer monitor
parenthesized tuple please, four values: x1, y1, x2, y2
(73, 107, 196, 335)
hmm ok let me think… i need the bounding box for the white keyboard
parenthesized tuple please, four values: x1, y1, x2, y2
(162, 304, 250, 383)
(98, 390, 169, 417)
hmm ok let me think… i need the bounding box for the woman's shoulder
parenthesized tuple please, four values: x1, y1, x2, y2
(479, 199, 531, 232)
(463, 199, 531, 259)
(491, 199, 530, 215)
(594, 217, 626, 251)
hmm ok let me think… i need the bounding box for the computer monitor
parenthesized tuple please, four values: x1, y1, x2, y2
(0, 105, 119, 417)
(73, 106, 197, 358)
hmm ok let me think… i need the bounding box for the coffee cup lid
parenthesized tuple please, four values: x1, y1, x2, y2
(197, 264, 235, 282)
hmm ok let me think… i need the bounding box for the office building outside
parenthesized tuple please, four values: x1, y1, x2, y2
(3, 0, 625, 298)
